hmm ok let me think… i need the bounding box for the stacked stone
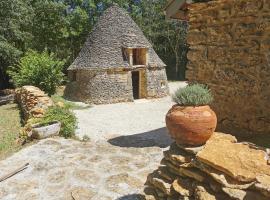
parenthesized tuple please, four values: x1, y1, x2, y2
(0, 89, 15, 105)
(146, 133, 270, 200)
(185, 0, 270, 136)
(16, 86, 54, 121)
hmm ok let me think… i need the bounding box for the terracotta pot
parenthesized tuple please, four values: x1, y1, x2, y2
(165, 105, 217, 146)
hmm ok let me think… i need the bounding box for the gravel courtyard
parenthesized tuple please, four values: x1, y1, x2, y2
(0, 82, 186, 200)
(75, 81, 186, 143)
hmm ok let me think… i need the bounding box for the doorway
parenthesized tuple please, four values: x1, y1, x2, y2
(132, 71, 139, 99)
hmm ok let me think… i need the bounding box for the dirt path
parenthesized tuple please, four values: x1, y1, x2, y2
(0, 82, 186, 200)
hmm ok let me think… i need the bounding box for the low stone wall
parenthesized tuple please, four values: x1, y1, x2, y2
(146, 132, 270, 200)
(185, 0, 270, 135)
(16, 86, 54, 121)
(0, 89, 15, 105)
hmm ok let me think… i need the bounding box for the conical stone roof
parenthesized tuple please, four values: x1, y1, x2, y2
(68, 4, 165, 70)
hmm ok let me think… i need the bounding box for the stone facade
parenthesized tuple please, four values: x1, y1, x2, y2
(146, 132, 270, 200)
(15, 86, 54, 121)
(65, 68, 169, 104)
(185, 0, 270, 135)
(147, 68, 169, 98)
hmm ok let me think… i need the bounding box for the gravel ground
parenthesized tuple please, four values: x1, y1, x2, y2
(75, 81, 187, 144)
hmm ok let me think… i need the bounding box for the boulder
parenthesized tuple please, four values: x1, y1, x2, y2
(196, 133, 270, 182)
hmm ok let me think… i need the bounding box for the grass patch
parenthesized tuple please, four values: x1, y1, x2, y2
(37, 106, 77, 138)
(0, 104, 23, 159)
(30, 86, 81, 138)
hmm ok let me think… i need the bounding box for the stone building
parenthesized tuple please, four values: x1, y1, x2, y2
(165, 0, 270, 136)
(65, 4, 169, 104)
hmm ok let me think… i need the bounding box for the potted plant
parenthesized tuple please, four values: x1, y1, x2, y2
(166, 83, 217, 146)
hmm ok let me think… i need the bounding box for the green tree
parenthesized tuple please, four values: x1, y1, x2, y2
(131, 0, 188, 80)
(0, 0, 33, 89)
(30, 1, 68, 59)
(8, 50, 64, 95)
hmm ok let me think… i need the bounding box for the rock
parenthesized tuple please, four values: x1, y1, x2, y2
(146, 133, 270, 200)
(196, 133, 270, 182)
(222, 187, 269, 200)
(172, 177, 194, 197)
(254, 175, 270, 197)
(15, 86, 54, 120)
(31, 121, 61, 139)
(0, 89, 15, 95)
(222, 188, 246, 200)
(178, 167, 207, 183)
(0, 94, 15, 105)
(71, 188, 96, 200)
(164, 143, 193, 165)
(157, 166, 175, 182)
(163, 160, 206, 182)
(194, 185, 217, 200)
(147, 171, 172, 195)
(192, 160, 254, 189)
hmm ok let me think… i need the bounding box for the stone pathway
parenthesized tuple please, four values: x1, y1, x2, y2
(0, 138, 164, 199)
(0, 82, 186, 200)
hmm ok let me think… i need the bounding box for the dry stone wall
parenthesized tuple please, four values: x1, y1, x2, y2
(15, 86, 54, 121)
(65, 68, 169, 104)
(146, 68, 169, 98)
(186, 0, 270, 135)
(146, 132, 270, 200)
(65, 69, 134, 104)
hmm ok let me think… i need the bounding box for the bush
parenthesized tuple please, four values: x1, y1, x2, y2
(38, 106, 77, 138)
(8, 50, 64, 95)
(172, 83, 213, 106)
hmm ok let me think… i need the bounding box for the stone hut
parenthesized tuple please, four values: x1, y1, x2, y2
(165, 0, 270, 136)
(65, 5, 169, 104)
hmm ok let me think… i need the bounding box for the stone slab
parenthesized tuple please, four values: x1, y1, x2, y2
(172, 177, 194, 197)
(254, 175, 270, 197)
(196, 133, 270, 182)
(192, 160, 254, 190)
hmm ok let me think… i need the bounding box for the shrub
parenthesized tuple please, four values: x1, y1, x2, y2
(38, 106, 77, 138)
(172, 83, 213, 106)
(8, 50, 64, 95)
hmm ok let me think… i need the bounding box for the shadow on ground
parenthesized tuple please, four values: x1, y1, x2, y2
(116, 194, 145, 200)
(108, 127, 172, 148)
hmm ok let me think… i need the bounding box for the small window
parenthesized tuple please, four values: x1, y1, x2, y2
(133, 48, 146, 65)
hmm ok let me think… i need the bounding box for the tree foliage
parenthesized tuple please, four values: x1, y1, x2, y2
(0, 0, 33, 89)
(0, 0, 188, 89)
(8, 50, 64, 95)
